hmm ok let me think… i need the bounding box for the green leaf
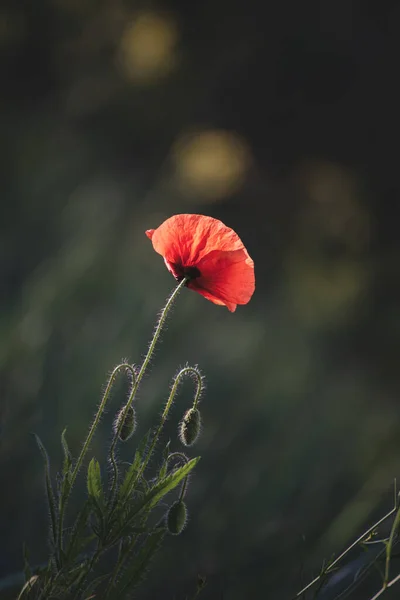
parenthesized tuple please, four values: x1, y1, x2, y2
(34, 434, 58, 550)
(118, 430, 151, 503)
(87, 458, 103, 505)
(87, 458, 105, 541)
(108, 457, 199, 545)
(124, 457, 200, 530)
(158, 441, 171, 480)
(147, 456, 200, 509)
(59, 428, 73, 510)
(115, 528, 165, 597)
(162, 440, 171, 461)
(61, 428, 72, 477)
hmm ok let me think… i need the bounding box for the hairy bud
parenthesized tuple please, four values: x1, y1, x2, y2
(179, 407, 201, 446)
(114, 405, 136, 441)
(167, 500, 187, 535)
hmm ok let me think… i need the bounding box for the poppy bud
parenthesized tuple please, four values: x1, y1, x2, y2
(179, 407, 201, 446)
(114, 405, 136, 441)
(166, 500, 187, 535)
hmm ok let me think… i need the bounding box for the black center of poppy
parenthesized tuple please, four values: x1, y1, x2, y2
(173, 264, 201, 284)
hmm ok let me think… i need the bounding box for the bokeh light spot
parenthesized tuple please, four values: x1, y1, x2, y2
(118, 12, 178, 84)
(171, 130, 252, 201)
(293, 160, 371, 250)
(285, 256, 369, 328)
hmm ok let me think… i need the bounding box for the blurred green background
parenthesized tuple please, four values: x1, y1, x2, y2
(1, 1, 400, 598)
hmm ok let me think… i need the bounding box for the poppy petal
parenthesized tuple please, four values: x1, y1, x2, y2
(189, 286, 234, 311)
(146, 214, 246, 267)
(191, 248, 255, 311)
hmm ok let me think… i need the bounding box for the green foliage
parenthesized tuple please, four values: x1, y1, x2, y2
(65, 500, 92, 562)
(61, 429, 72, 475)
(87, 458, 104, 506)
(59, 429, 73, 511)
(19, 347, 203, 599)
(22, 436, 200, 598)
(118, 430, 152, 504)
(158, 441, 171, 480)
(111, 528, 166, 598)
(33, 435, 58, 553)
(145, 457, 199, 510)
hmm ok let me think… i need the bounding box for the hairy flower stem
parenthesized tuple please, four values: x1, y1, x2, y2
(167, 452, 190, 500)
(57, 363, 136, 563)
(134, 367, 202, 485)
(108, 278, 188, 504)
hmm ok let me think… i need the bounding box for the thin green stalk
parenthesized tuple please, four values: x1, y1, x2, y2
(72, 363, 137, 486)
(57, 363, 135, 561)
(384, 503, 400, 585)
(135, 366, 202, 484)
(108, 278, 188, 502)
(166, 452, 190, 500)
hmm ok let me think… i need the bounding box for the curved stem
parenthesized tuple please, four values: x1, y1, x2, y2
(189, 369, 203, 410)
(135, 366, 203, 484)
(108, 279, 188, 504)
(166, 453, 190, 501)
(179, 472, 189, 502)
(71, 363, 137, 488)
(57, 363, 135, 561)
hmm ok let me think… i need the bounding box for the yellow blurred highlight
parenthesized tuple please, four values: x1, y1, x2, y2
(285, 256, 369, 328)
(172, 130, 252, 201)
(118, 12, 178, 84)
(293, 160, 371, 251)
(285, 160, 371, 327)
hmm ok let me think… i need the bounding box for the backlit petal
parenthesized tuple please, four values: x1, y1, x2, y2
(147, 214, 245, 266)
(191, 248, 255, 310)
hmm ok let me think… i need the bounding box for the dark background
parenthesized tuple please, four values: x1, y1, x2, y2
(1, 0, 400, 598)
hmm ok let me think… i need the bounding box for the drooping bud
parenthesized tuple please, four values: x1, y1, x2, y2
(179, 407, 201, 446)
(166, 500, 187, 535)
(114, 405, 136, 441)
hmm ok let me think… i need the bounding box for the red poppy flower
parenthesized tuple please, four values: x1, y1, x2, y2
(146, 214, 255, 312)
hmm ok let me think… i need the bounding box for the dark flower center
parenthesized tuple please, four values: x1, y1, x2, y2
(172, 264, 201, 284)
